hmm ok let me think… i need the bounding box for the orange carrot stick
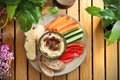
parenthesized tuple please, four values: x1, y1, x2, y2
(52, 16, 68, 31)
(48, 16, 67, 30)
(44, 16, 61, 30)
(55, 18, 77, 31)
(58, 23, 80, 34)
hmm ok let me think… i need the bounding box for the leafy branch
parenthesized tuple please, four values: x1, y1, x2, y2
(0, 0, 59, 32)
(86, 0, 120, 45)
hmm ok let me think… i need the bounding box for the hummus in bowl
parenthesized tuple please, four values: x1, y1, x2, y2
(39, 32, 66, 59)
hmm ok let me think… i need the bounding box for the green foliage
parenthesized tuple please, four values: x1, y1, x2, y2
(86, 0, 120, 45)
(0, 0, 58, 32)
(7, 4, 17, 21)
(108, 21, 120, 45)
(28, 0, 46, 6)
(1, 0, 22, 5)
(48, 7, 59, 15)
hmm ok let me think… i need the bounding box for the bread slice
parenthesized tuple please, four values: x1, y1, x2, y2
(41, 56, 65, 71)
(33, 24, 45, 42)
(24, 29, 36, 60)
(39, 60, 54, 77)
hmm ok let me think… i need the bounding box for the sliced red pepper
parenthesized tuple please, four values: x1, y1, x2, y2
(59, 51, 75, 60)
(66, 46, 83, 51)
(67, 42, 85, 48)
(59, 50, 82, 60)
(59, 43, 85, 63)
(59, 57, 74, 63)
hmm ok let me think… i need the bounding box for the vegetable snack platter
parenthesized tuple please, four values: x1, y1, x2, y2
(29, 14, 88, 76)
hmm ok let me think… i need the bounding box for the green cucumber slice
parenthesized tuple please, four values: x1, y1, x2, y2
(64, 28, 83, 39)
(66, 33, 83, 44)
(63, 28, 79, 36)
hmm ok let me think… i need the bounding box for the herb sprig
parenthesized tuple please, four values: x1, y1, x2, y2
(86, 0, 120, 45)
(0, 0, 59, 32)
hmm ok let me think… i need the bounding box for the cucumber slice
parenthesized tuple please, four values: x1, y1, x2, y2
(63, 28, 79, 36)
(64, 28, 83, 39)
(66, 33, 83, 44)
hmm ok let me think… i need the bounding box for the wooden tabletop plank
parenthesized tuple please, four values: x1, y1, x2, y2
(16, 21, 27, 80)
(2, 21, 14, 80)
(67, 0, 79, 80)
(28, 64, 40, 80)
(80, 0, 92, 80)
(54, 75, 67, 80)
(67, 68, 79, 80)
(41, 74, 53, 80)
(106, 42, 118, 80)
(92, 0, 105, 80)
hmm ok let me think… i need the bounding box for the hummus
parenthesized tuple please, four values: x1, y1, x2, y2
(39, 32, 66, 59)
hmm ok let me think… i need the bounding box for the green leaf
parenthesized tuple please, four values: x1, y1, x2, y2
(34, 7, 42, 19)
(0, 2, 6, 8)
(28, 0, 46, 3)
(102, 19, 111, 28)
(104, 30, 111, 39)
(99, 9, 115, 19)
(1, 0, 21, 5)
(28, 0, 46, 6)
(108, 20, 120, 45)
(7, 4, 17, 21)
(115, 10, 120, 20)
(103, 0, 120, 6)
(85, 6, 102, 17)
(48, 7, 59, 15)
(17, 11, 33, 32)
(17, 1, 34, 11)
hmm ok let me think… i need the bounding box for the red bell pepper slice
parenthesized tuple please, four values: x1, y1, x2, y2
(59, 50, 83, 60)
(67, 42, 85, 48)
(59, 43, 85, 63)
(66, 46, 83, 51)
(59, 57, 74, 63)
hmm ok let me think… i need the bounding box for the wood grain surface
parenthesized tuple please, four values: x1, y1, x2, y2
(80, 0, 92, 80)
(0, 0, 119, 80)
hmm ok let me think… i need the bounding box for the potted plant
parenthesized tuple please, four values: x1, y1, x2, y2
(86, 0, 120, 45)
(0, 0, 58, 32)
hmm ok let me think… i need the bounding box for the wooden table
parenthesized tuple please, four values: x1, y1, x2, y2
(2, 0, 120, 80)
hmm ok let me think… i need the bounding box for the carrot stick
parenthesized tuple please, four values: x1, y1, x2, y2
(58, 24, 80, 34)
(44, 16, 61, 30)
(52, 16, 68, 31)
(55, 18, 77, 31)
(48, 16, 67, 30)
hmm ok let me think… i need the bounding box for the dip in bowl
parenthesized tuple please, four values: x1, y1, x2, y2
(39, 32, 66, 59)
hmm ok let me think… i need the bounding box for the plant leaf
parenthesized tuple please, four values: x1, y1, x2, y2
(7, 4, 17, 21)
(99, 9, 115, 19)
(85, 6, 102, 18)
(104, 30, 111, 39)
(48, 7, 59, 15)
(0, 2, 6, 8)
(1, 0, 21, 5)
(108, 20, 120, 45)
(102, 19, 111, 28)
(28, 0, 46, 6)
(34, 7, 42, 19)
(17, 11, 33, 32)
